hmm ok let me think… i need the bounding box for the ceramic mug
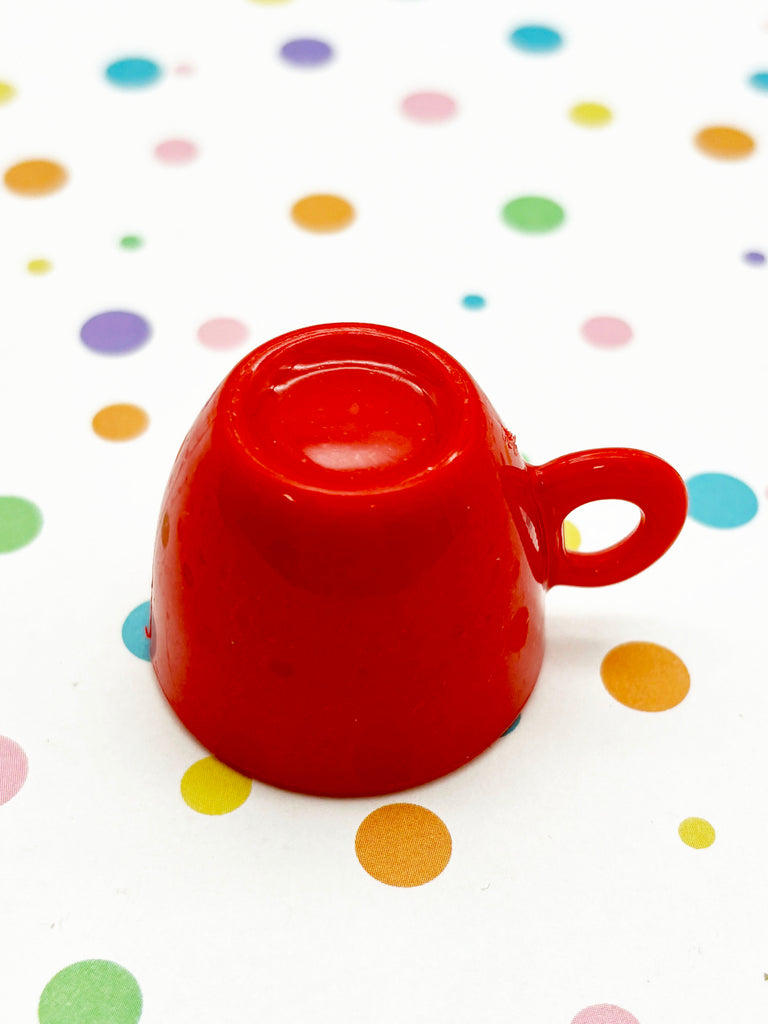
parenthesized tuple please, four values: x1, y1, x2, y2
(149, 322, 687, 796)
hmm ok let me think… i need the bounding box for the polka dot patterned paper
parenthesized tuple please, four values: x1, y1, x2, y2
(1, 2, 766, 1022)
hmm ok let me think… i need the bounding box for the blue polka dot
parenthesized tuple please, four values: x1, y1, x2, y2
(748, 71, 768, 92)
(509, 25, 563, 54)
(122, 601, 151, 660)
(686, 472, 758, 528)
(461, 294, 486, 310)
(106, 58, 162, 88)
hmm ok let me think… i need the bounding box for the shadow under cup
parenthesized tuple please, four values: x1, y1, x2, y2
(150, 323, 546, 796)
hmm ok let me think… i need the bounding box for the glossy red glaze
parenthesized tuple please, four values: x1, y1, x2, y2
(150, 323, 687, 796)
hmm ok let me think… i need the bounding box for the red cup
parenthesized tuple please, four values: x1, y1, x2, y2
(149, 323, 687, 796)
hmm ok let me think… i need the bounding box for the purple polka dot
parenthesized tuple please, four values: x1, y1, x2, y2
(80, 311, 151, 355)
(743, 250, 765, 265)
(280, 38, 334, 67)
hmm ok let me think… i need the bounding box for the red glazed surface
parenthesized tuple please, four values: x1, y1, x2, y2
(149, 323, 687, 796)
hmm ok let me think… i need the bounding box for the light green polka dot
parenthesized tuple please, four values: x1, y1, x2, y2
(0, 496, 42, 552)
(502, 195, 565, 233)
(38, 960, 142, 1024)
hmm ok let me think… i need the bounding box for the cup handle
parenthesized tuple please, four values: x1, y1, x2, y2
(530, 448, 688, 588)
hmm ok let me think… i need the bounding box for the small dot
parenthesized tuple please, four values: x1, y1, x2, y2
(291, 193, 355, 232)
(678, 816, 716, 849)
(563, 519, 581, 550)
(80, 310, 151, 355)
(686, 472, 758, 528)
(401, 91, 457, 122)
(509, 24, 563, 53)
(122, 601, 151, 661)
(461, 294, 486, 310)
(694, 125, 755, 160)
(571, 1006, 639, 1024)
(502, 195, 564, 233)
(38, 960, 142, 1024)
(0, 737, 29, 805)
(743, 250, 765, 265)
(174, 64, 195, 75)
(355, 803, 452, 887)
(105, 57, 162, 88)
(250, 0, 292, 4)
(180, 757, 252, 814)
(748, 71, 768, 91)
(280, 38, 334, 67)
(154, 138, 198, 164)
(197, 317, 249, 350)
(0, 496, 42, 553)
(503, 715, 521, 736)
(4, 158, 68, 196)
(0, 81, 17, 104)
(601, 641, 690, 712)
(92, 403, 149, 441)
(119, 235, 143, 250)
(581, 316, 633, 349)
(27, 258, 52, 274)
(570, 101, 613, 127)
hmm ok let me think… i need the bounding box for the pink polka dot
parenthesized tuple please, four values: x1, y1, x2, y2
(581, 316, 633, 349)
(154, 139, 198, 164)
(571, 1005, 639, 1024)
(174, 64, 195, 75)
(0, 736, 29, 805)
(197, 317, 249, 350)
(401, 91, 457, 122)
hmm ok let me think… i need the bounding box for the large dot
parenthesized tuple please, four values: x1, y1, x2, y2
(686, 472, 758, 528)
(197, 317, 249, 350)
(80, 310, 151, 355)
(571, 1006, 639, 1024)
(694, 125, 755, 159)
(748, 71, 768, 92)
(280, 38, 334, 67)
(154, 138, 198, 164)
(291, 193, 355, 232)
(4, 159, 68, 196)
(743, 250, 765, 266)
(92, 403, 149, 441)
(105, 57, 161, 88)
(570, 101, 613, 127)
(581, 316, 633, 348)
(0, 737, 29, 804)
(38, 960, 142, 1024)
(0, 82, 17, 104)
(401, 91, 457, 122)
(502, 195, 564, 233)
(600, 641, 690, 712)
(509, 24, 563, 53)
(180, 757, 252, 814)
(355, 803, 452, 886)
(678, 817, 716, 849)
(0, 496, 42, 553)
(122, 601, 151, 661)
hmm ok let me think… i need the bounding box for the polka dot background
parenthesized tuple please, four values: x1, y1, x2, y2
(2, 3, 766, 1021)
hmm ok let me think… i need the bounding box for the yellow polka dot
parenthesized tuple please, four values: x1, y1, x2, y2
(694, 125, 755, 160)
(4, 158, 68, 196)
(0, 82, 17, 105)
(600, 641, 690, 711)
(291, 193, 355, 232)
(563, 519, 581, 550)
(249, 0, 292, 4)
(180, 757, 252, 815)
(570, 101, 613, 127)
(355, 803, 452, 887)
(27, 258, 52, 275)
(678, 817, 715, 849)
(92, 403, 149, 441)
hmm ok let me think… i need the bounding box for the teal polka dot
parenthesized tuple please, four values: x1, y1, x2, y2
(748, 71, 768, 92)
(122, 601, 151, 660)
(106, 58, 161, 88)
(461, 294, 486, 310)
(686, 472, 758, 528)
(509, 25, 563, 53)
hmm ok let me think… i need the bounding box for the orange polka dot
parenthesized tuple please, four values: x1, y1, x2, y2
(600, 641, 690, 711)
(355, 803, 451, 887)
(291, 193, 355, 232)
(4, 158, 68, 196)
(694, 126, 755, 160)
(92, 403, 149, 441)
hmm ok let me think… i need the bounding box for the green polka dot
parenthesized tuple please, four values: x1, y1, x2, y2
(119, 235, 143, 250)
(38, 960, 142, 1024)
(502, 195, 565, 233)
(0, 496, 42, 552)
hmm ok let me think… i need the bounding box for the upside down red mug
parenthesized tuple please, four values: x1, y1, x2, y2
(149, 322, 687, 796)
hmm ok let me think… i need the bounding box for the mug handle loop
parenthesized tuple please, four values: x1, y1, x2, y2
(531, 448, 688, 588)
